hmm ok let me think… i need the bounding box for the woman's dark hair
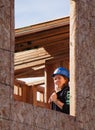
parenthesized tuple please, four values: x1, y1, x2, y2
(62, 75, 69, 86)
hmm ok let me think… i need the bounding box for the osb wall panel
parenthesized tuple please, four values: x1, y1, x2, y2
(0, 0, 14, 86)
(0, 83, 12, 119)
(70, 0, 95, 129)
(0, 0, 14, 124)
(10, 101, 75, 130)
(0, 50, 14, 86)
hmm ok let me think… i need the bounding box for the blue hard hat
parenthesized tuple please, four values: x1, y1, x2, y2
(52, 67, 69, 79)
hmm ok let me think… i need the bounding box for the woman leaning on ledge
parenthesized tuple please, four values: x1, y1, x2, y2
(48, 67, 70, 114)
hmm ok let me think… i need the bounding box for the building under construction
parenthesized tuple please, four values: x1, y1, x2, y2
(0, 0, 95, 130)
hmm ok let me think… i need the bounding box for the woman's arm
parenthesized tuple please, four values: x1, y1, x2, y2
(51, 91, 70, 114)
(48, 92, 64, 109)
(54, 99, 64, 109)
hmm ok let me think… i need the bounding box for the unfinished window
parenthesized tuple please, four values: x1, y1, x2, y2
(14, 17, 70, 114)
(14, 0, 71, 114)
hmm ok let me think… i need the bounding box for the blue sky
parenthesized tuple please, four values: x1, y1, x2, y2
(15, 0, 70, 29)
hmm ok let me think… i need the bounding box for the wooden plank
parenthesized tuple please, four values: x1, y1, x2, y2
(15, 63, 45, 78)
(15, 17, 69, 37)
(15, 38, 69, 67)
(15, 57, 51, 71)
(14, 48, 51, 64)
(14, 51, 69, 78)
(31, 32, 69, 48)
(15, 25, 69, 52)
(15, 25, 69, 44)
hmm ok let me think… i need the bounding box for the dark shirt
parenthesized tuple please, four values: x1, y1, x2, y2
(51, 85, 70, 114)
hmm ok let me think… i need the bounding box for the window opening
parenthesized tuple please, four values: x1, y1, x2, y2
(14, 0, 71, 115)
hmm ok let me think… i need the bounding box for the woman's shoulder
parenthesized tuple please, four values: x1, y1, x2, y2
(63, 85, 69, 91)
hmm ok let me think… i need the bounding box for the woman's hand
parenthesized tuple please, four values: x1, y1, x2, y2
(48, 92, 64, 109)
(48, 92, 57, 103)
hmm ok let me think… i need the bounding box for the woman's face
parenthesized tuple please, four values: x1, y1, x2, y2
(53, 74, 66, 89)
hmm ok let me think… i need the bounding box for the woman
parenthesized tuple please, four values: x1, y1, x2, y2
(48, 67, 70, 114)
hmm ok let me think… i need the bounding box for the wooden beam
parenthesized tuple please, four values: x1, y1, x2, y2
(15, 21, 69, 52)
(15, 17, 69, 37)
